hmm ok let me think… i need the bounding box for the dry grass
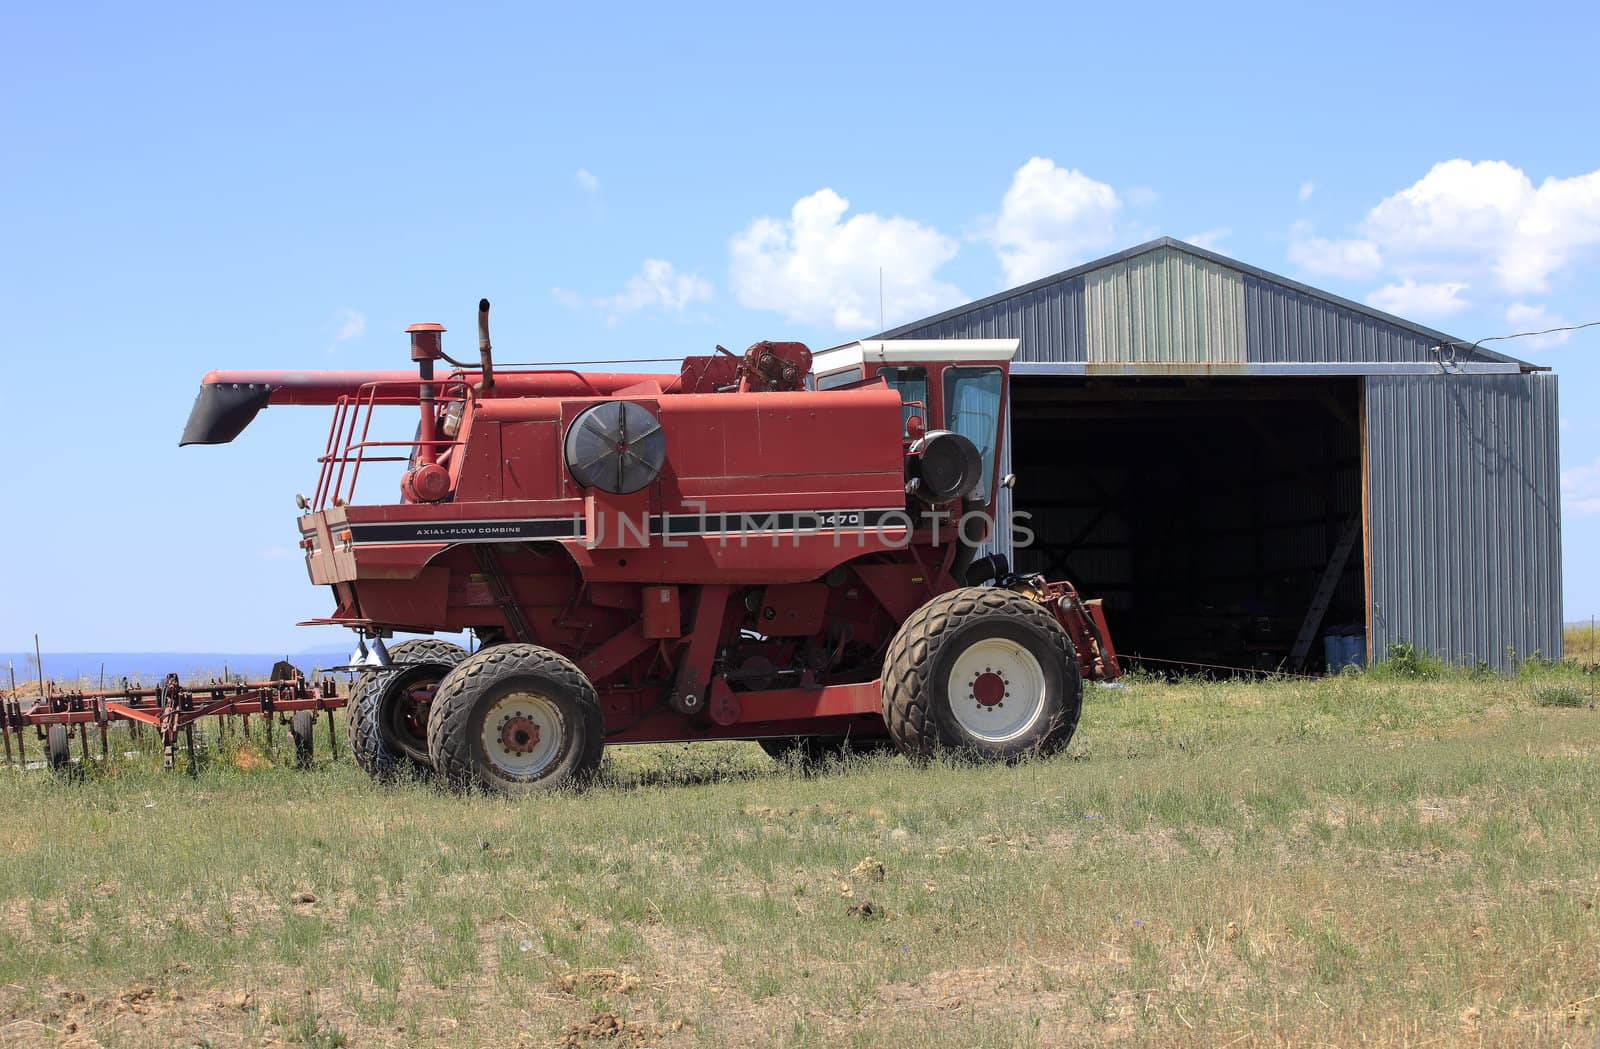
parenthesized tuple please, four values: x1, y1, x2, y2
(1567, 622, 1600, 669)
(0, 668, 1597, 1047)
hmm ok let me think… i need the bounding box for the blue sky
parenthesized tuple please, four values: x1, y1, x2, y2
(3, 0, 1596, 652)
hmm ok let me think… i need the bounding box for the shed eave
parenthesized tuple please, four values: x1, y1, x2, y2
(1009, 361, 1527, 378)
(875, 236, 1536, 370)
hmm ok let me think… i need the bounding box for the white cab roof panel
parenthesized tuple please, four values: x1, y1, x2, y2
(812, 339, 1020, 376)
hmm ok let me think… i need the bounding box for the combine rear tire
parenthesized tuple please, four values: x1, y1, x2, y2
(346, 639, 468, 781)
(427, 644, 604, 795)
(388, 638, 469, 664)
(881, 587, 1082, 760)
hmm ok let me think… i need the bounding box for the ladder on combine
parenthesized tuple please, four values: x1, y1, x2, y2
(1289, 516, 1362, 672)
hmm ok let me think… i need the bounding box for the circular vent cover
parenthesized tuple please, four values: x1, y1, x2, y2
(912, 430, 983, 502)
(563, 401, 666, 494)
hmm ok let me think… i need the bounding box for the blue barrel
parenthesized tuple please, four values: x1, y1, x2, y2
(1342, 633, 1367, 669)
(1324, 634, 1346, 672)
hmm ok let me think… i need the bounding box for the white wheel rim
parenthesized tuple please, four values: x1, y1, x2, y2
(947, 637, 1048, 743)
(480, 691, 564, 779)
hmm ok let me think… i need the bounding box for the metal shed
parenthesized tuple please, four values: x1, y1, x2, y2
(877, 238, 1562, 672)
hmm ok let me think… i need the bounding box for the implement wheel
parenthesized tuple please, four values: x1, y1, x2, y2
(346, 640, 467, 781)
(45, 725, 70, 771)
(427, 643, 603, 795)
(290, 711, 315, 770)
(882, 586, 1082, 760)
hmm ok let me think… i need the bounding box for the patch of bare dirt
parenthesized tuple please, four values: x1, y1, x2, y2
(560, 1011, 682, 1046)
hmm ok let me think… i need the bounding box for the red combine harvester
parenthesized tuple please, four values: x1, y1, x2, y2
(180, 301, 1118, 793)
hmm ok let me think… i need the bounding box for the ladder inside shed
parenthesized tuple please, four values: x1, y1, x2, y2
(1289, 516, 1362, 672)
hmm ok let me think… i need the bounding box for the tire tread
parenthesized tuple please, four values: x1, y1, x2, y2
(426, 643, 603, 793)
(881, 586, 1081, 758)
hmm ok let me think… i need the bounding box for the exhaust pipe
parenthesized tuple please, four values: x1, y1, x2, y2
(477, 298, 495, 396)
(407, 322, 445, 466)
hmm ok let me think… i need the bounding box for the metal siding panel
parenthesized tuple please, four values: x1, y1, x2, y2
(986, 423, 1015, 564)
(1365, 372, 1562, 668)
(1246, 275, 1446, 364)
(1085, 247, 1244, 363)
(891, 277, 1086, 363)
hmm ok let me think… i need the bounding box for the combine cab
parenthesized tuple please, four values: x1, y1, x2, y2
(182, 301, 1118, 792)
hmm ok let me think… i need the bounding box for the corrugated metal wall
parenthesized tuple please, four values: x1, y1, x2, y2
(1365, 372, 1563, 666)
(1244, 276, 1444, 363)
(1085, 249, 1246, 363)
(893, 276, 1088, 362)
(990, 431, 1015, 564)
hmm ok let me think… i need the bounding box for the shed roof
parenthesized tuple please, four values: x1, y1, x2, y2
(875, 237, 1536, 371)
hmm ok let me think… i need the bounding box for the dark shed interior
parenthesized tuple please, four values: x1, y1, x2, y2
(1008, 376, 1366, 674)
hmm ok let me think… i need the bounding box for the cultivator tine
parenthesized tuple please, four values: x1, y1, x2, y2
(185, 725, 198, 776)
(325, 706, 338, 760)
(159, 673, 181, 771)
(78, 722, 90, 767)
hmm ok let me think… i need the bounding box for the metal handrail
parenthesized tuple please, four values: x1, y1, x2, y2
(313, 378, 475, 509)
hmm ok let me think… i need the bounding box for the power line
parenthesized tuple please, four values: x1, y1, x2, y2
(1474, 319, 1600, 345)
(1439, 319, 1600, 361)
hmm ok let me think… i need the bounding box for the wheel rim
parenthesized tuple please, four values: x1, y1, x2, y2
(479, 691, 565, 779)
(381, 678, 438, 765)
(947, 636, 1048, 743)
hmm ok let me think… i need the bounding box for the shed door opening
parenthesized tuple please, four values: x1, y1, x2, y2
(1008, 377, 1365, 674)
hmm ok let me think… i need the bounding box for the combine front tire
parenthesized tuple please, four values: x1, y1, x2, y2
(427, 644, 604, 795)
(882, 587, 1082, 760)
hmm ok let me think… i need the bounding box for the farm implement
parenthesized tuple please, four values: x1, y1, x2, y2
(1, 667, 344, 773)
(179, 300, 1121, 793)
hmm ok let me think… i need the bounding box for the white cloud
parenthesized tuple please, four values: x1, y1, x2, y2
(1366, 279, 1470, 319)
(576, 168, 600, 194)
(1298, 181, 1317, 202)
(729, 188, 962, 330)
(1563, 457, 1600, 517)
(553, 259, 713, 324)
(1286, 160, 1600, 325)
(1362, 160, 1600, 294)
(1183, 228, 1231, 251)
(1287, 222, 1384, 281)
(986, 158, 1122, 287)
(1504, 302, 1572, 349)
(333, 308, 365, 342)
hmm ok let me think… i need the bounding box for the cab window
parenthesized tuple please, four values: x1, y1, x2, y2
(942, 366, 1003, 501)
(814, 368, 862, 391)
(877, 366, 927, 437)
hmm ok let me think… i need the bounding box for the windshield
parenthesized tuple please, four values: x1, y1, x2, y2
(942, 366, 1003, 502)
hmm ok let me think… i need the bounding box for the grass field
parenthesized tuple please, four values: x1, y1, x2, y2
(1, 654, 1597, 1047)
